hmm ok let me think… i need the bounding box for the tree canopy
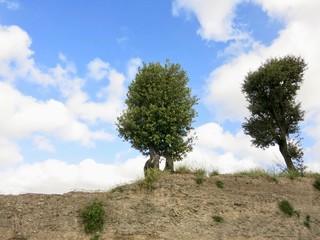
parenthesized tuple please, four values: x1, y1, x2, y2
(242, 55, 306, 171)
(116, 60, 198, 172)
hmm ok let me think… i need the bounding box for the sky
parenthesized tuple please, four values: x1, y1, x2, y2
(0, 0, 320, 194)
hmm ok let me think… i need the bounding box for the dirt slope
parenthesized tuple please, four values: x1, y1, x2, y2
(0, 174, 319, 240)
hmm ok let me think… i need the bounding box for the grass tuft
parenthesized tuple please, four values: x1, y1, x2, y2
(304, 215, 311, 229)
(209, 169, 219, 177)
(278, 199, 295, 217)
(313, 176, 320, 191)
(194, 168, 207, 185)
(212, 215, 224, 223)
(175, 165, 193, 174)
(215, 180, 224, 189)
(80, 200, 105, 235)
(139, 169, 166, 190)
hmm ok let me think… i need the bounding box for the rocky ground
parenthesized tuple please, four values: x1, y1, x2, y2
(0, 173, 319, 240)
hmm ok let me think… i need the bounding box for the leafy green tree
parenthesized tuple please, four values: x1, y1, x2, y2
(242, 55, 306, 171)
(116, 60, 198, 172)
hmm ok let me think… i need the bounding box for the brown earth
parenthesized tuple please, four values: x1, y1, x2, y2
(0, 173, 319, 240)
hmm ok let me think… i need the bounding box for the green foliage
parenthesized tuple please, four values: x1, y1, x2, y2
(278, 199, 295, 217)
(194, 168, 206, 185)
(212, 215, 224, 223)
(80, 200, 105, 235)
(116, 60, 198, 171)
(215, 180, 224, 189)
(242, 55, 306, 170)
(234, 168, 269, 177)
(304, 215, 311, 229)
(111, 186, 124, 193)
(139, 169, 166, 190)
(313, 176, 320, 191)
(90, 235, 100, 240)
(175, 165, 193, 174)
(209, 169, 219, 177)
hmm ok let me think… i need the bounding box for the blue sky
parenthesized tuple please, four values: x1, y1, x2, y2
(0, 0, 319, 194)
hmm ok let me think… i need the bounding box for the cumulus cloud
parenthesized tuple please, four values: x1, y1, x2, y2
(0, 157, 146, 194)
(179, 122, 282, 173)
(33, 136, 55, 152)
(174, 0, 320, 170)
(0, 138, 23, 167)
(127, 57, 142, 81)
(172, 0, 245, 42)
(0, 82, 113, 146)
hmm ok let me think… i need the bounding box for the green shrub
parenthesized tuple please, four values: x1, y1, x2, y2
(194, 168, 206, 185)
(175, 166, 193, 174)
(212, 215, 224, 223)
(215, 180, 224, 189)
(304, 215, 311, 229)
(313, 177, 320, 191)
(235, 168, 268, 177)
(278, 199, 295, 217)
(80, 200, 105, 235)
(91, 235, 100, 240)
(111, 186, 124, 193)
(139, 169, 165, 190)
(209, 169, 219, 177)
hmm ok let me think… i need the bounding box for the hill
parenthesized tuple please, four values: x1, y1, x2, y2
(0, 172, 320, 240)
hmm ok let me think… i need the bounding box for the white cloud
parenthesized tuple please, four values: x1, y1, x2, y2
(127, 57, 142, 81)
(172, 0, 245, 42)
(0, 138, 23, 167)
(179, 122, 282, 173)
(175, 0, 320, 170)
(0, 157, 146, 194)
(33, 136, 55, 152)
(0, 0, 19, 10)
(0, 82, 113, 148)
(87, 58, 110, 81)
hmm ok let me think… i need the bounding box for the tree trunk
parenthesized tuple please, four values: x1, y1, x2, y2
(164, 154, 174, 173)
(143, 147, 160, 176)
(278, 138, 296, 171)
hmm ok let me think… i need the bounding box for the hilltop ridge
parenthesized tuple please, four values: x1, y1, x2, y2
(0, 173, 320, 240)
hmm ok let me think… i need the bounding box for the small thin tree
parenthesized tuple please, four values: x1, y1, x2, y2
(116, 60, 198, 172)
(242, 55, 306, 171)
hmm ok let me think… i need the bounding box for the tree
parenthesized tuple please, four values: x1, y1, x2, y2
(116, 60, 198, 172)
(242, 55, 306, 171)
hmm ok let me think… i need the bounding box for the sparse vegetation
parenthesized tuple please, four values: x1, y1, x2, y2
(91, 234, 100, 240)
(111, 186, 124, 193)
(139, 169, 166, 190)
(235, 168, 269, 177)
(175, 165, 193, 174)
(313, 176, 320, 191)
(215, 180, 224, 189)
(278, 199, 295, 217)
(80, 200, 105, 236)
(304, 215, 311, 229)
(209, 169, 219, 177)
(277, 169, 301, 180)
(194, 168, 207, 185)
(212, 215, 224, 223)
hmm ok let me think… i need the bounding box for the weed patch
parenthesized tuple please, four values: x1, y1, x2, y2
(313, 177, 320, 191)
(139, 169, 166, 190)
(304, 215, 311, 229)
(175, 166, 192, 174)
(209, 169, 219, 177)
(234, 168, 269, 177)
(194, 168, 206, 185)
(278, 199, 298, 217)
(215, 180, 224, 189)
(212, 215, 224, 223)
(80, 200, 105, 236)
